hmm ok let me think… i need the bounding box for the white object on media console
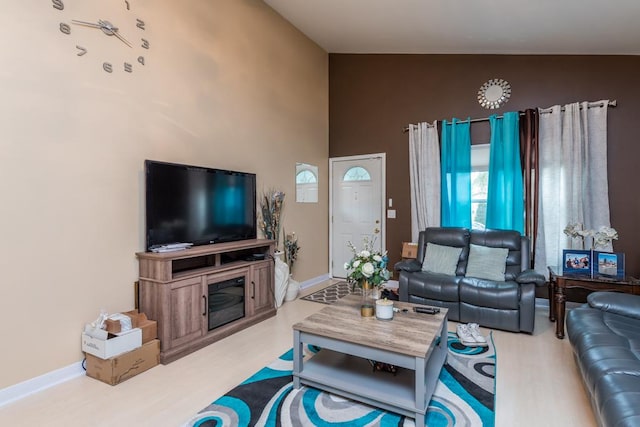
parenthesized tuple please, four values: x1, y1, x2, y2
(152, 247, 187, 253)
(151, 242, 193, 253)
(163, 242, 193, 249)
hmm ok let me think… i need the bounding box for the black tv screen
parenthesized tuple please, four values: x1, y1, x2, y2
(145, 160, 257, 250)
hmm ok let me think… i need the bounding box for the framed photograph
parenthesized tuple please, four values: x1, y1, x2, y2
(594, 251, 625, 280)
(562, 250, 592, 276)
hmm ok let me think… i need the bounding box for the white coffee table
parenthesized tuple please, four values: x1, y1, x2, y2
(292, 294, 447, 427)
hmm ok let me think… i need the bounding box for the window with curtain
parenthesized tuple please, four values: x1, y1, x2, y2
(534, 101, 611, 273)
(408, 122, 441, 242)
(486, 112, 524, 234)
(440, 114, 523, 232)
(411, 102, 610, 273)
(471, 144, 490, 230)
(440, 118, 471, 228)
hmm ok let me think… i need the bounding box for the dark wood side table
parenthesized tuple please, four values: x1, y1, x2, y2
(548, 266, 640, 339)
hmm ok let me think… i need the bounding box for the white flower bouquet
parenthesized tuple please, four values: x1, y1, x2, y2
(344, 233, 391, 288)
(564, 222, 618, 250)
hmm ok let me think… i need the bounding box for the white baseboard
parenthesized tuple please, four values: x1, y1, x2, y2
(0, 361, 85, 408)
(0, 273, 390, 407)
(299, 273, 331, 290)
(1, 276, 332, 407)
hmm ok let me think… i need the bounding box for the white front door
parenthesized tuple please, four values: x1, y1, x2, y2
(330, 154, 385, 278)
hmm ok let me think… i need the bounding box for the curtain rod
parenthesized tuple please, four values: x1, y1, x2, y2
(402, 100, 617, 133)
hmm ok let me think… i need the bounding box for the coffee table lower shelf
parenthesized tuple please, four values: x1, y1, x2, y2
(298, 349, 424, 412)
(293, 337, 446, 427)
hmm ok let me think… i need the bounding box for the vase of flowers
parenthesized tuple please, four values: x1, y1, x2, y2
(284, 230, 300, 273)
(284, 230, 301, 302)
(344, 233, 390, 317)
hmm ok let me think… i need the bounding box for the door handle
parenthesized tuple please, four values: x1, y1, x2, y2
(251, 281, 256, 299)
(202, 295, 207, 316)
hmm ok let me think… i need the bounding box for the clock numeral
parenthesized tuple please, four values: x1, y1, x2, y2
(141, 38, 150, 49)
(125, 1, 130, 10)
(76, 45, 87, 56)
(124, 62, 133, 73)
(59, 22, 71, 35)
(52, 0, 64, 11)
(138, 56, 145, 66)
(103, 62, 113, 73)
(136, 19, 145, 30)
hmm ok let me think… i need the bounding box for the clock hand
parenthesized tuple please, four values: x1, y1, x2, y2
(98, 20, 132, 48)
(71, 19, 132, 48)
(111, 31, 132, 48)
(71, 19, 103, 29)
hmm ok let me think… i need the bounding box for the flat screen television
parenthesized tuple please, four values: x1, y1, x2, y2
(145, 160, 257, 251)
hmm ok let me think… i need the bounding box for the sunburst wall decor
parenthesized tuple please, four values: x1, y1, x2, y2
(477, 78, 511, 109)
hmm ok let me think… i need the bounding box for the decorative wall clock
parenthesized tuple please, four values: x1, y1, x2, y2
(477, 79, 511, 109)
(51, 0, 149, 74)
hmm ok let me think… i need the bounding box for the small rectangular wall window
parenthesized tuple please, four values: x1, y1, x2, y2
(296, 163, 318, 203)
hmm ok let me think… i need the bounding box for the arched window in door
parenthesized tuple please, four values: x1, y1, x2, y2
(343, 166, 371, 182)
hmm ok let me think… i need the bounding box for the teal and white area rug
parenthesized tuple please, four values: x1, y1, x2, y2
(184, 332, 495, 427)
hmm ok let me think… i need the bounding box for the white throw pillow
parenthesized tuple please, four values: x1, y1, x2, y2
(422, 243, 463, 275)
(465, 243, 509, 281)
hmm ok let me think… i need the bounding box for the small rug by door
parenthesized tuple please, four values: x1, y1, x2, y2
(301, 281, 357, 304)
(184, 332, 496, 427)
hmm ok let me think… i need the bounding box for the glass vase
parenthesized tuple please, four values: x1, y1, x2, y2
(360, 281, 374, 317)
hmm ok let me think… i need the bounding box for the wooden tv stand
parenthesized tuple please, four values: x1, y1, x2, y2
(136, 239, 276, 364)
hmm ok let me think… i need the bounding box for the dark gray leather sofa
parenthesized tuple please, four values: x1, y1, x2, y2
(566, 292, 640, 427)
(395, 227, 545, 333)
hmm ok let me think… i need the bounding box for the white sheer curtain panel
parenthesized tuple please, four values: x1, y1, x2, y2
(534, 100, 611, 273)
(409, 121, 441, 242)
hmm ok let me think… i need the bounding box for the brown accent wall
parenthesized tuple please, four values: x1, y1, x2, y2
(329, 54, 640, 280)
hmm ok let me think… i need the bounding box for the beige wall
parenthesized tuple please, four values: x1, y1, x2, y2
(0, 0, 328, 389)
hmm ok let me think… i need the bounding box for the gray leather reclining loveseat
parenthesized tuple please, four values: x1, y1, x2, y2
(395, 227, 545, 333)
(566, 292, 640, 427)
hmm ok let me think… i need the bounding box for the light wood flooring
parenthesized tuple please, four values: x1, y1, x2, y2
(0, 280, 596, 427)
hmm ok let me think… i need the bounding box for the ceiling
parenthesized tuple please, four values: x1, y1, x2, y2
(264, 0, 640, 55)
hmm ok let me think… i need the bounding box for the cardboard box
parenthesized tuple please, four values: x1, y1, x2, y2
(402, 242, 418, 259)
(138, 317, 157, 344)
(85, 339, 160, 385)
(123, 310, 140, 328)
(104, 319, 121, 334)
(124, 310, 157, 343)
(82, 328, 142, 359)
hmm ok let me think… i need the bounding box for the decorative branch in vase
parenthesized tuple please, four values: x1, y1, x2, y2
(259, 189, 285, 251)
(260, 189, 287, 307)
